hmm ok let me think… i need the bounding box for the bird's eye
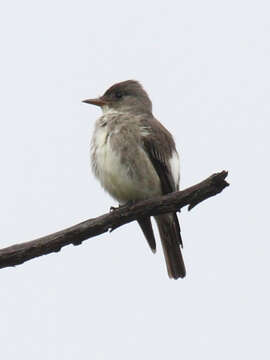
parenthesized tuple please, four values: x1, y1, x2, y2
(115, 91, 123, 99)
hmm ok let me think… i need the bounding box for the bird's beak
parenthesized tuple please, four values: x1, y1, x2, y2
(82, 96, 107, 107)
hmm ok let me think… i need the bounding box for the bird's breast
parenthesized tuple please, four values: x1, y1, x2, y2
(91, 122, 161, 203)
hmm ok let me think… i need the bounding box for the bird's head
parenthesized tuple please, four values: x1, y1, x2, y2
(83, 80, 152, 114)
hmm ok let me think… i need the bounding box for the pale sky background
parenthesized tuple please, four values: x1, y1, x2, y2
(0, 1, 269, 359)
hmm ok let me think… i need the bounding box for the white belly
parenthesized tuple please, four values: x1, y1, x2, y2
(91, 126, 161, 203)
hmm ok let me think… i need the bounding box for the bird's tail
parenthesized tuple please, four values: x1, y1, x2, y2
(155, 213, 186, 279)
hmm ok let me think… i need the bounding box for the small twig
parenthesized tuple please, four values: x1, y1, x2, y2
(0, 171, 229, 270)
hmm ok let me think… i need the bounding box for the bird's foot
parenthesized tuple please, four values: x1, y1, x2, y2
(110, 201, 137, 213)
(110, 204, 124, 212)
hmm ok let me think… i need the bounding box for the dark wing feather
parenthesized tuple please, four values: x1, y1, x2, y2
(141, 117, 183, 249)
(137, 216, 156, 252)
(141, 118, 177, 194)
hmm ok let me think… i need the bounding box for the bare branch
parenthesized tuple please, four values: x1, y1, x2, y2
(0, 171, 229, 270)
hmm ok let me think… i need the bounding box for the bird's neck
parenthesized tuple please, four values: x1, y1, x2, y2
(101, 105, 121, 115)
(102, 105, 152, 117)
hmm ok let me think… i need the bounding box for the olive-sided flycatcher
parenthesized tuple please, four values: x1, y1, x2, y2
(83, 80, 186, 279)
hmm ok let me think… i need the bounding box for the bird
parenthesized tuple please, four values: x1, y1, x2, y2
(83, 80, 186, 279)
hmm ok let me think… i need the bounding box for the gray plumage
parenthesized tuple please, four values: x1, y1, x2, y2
(83, 80, 186, 279)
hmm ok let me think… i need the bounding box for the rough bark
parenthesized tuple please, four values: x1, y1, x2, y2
(0, 171, 229, 270)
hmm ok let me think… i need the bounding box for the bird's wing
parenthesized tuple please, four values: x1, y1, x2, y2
(141, 117, 178, 194)
(141, 117, 183, 249)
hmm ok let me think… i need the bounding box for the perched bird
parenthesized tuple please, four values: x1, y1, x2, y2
(83, 80, 186, 279)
